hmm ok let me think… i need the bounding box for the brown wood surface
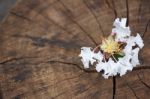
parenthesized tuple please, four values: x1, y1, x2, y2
(0, 0, 17, 23)
(0, 0, 150, 99)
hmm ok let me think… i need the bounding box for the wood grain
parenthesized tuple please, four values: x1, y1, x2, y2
(0, 0, 150, 99)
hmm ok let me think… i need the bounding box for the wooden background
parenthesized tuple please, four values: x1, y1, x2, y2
(0, 0, 17, 23)
(0, 0, 150, 99)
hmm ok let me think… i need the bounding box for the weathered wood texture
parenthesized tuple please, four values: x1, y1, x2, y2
(0, 0, 150, 99)
(0, 0, 17, 23)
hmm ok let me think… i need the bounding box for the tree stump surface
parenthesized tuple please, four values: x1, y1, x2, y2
(0, 0, 17, 23)
(0, 0, 150, 99)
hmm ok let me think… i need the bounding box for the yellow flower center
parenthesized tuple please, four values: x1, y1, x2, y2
(100, 36, 120, 54)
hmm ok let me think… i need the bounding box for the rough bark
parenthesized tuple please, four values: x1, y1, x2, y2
(0, 0, 150, 99)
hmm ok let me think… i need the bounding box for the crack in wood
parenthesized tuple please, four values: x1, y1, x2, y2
(47, 60, 96, 73)
(10, 11, 73, 37)
(10, 11, 77, 42)
(29, 3, 95, 46)
(125, 0, 129, 26)
(105, 0, 111, 9)
(58, 0, 98, 46)
(104, 0, 118, 20)
(137, 74, 150, 89)
(111, 0, 117, 19)
(10, 11, 33, 22)
(35, 0, 59, 14)
(82, 0, 105, 36)
(37, 14, 75, 36)
(1, 1, 150, 98)
(126, 82, 140, 99)
(142, 19, 150, 38)
(11, 5, 87, 45)
(0, 56, 39, 64)
(47, 60, 150, 74)
(1, 57, 150, 72)
(133, 66, 150, 71)
(10, 10, 94, 50)
(70, 19, 98, 46)
(112, 76, 116, 99)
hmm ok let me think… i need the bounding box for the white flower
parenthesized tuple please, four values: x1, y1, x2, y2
(96, 55, 133, 78)
(130, 48, 140, 67)
(79, 18, 144, 79)
(123, 33, 144, 55)
(112, 18, 131, 42)
(79, 47, 103, 68)
(117, 55, 133, 76)
(96, 58, 118, 79)
(134, 33, 144, 48)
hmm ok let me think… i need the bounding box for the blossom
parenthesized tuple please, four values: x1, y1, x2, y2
(79, 47, 103, 68)
(112, 18, 131, 42)
(100, 36, 121, 54)
(79, 18, 144, 79)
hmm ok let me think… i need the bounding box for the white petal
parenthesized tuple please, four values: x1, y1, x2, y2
(93, 51, 103, 62)
(79, 47, 103, 68)
(81, 59, 90, 68)
(96, 62, 107, 72)
(130, 48, 140, 67)
(134, 33, 144, 48)
(123, 36, 136, 54)
(96, 59, 117, 78)
(112, 18, 131, 42)
(120, 18, 127, 27)
(79, 47, 94, 68)
(124, 34, 144, 55)
(117, 56, 133, 76)
(79, 18, 144, 79)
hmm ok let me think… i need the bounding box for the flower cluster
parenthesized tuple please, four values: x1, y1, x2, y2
(79, 18, 144, 79)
